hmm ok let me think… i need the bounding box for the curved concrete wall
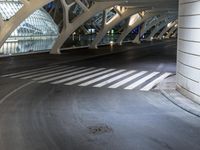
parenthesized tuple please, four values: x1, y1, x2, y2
(177, 0, 200, 103)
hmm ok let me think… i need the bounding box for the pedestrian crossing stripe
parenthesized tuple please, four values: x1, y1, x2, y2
(1, 65, 60, 78)
(39, 67, 94, 83)
(140, 72, 172, 91)
(108, 71, 148, 89)
(52, 68, 106, 84)
(1, 65, 173, 91)
(124, 72, 160, 90)
(93, 70, 136, 88)
(77, 69, 125, 86)
(33, 66, 85, 81)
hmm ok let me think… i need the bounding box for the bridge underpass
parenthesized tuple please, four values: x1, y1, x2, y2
(0, 0, 200, 150)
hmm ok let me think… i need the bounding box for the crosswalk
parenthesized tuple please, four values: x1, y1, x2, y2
(1, 65, 173, 91)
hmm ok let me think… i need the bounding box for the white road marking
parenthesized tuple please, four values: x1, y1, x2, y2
(0, 81, 34, 105)
(78, 69, 125, 86)
(140, 72, 172, 91)
(1, 64, 172, 91)
(1, 65, 59, 77)
(52, 68, 106, 84)
(93, 70, 136, 87)
(33, 67, 85, 81)
(124, 72, 160, 90)
(65, 69, 116, 85)
(108, 71, 148, 89)
(20, 66, 74, 79)
(11, 66, 66, 78)
(39, 67, 95, 83)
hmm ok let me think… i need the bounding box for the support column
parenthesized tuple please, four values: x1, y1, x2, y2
(116, 12, 160, 45)
(51, 1, 121, 54)
(145, 17, 176, 41)
(165, 24, 177, 38)
(177, 0, 200, 103)
(133, 14, 170, 43)
(90, 7, 144, 49)
(158, 20, 177, 39)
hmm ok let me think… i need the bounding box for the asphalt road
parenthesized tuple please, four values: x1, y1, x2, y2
(0, 40, 200, 150)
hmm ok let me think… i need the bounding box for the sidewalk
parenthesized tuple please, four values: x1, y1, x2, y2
(159, 75, 200, 117)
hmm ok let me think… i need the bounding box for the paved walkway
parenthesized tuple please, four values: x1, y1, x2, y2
(159, 75, 200, 117)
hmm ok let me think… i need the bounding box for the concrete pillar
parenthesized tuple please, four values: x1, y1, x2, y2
(177, 0, 200, 103)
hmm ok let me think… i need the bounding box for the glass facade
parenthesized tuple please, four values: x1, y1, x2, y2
(0, 0, 58, 56)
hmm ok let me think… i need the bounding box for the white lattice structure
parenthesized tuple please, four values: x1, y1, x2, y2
(0, 0, 58, 55)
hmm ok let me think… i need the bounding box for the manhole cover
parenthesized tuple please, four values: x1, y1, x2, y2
(87, 124, 113, 135)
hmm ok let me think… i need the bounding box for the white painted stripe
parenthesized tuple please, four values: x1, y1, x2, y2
(140, 72, 172, 91)
(39, 67, 95, 83)
(78, 69, 125, 86)
(65, 69, 116, 86)
(21, 66, 74, 79)
(52, 68, 106, 84)
(33, 67, 85, 81)
(109, 71, 148, 89)
(93, 70, 136, 87)
(10, 65, 66, 78)
(0, 81, 34, 105)
(124, 72, 160, 90)
(1, 65, 59, 77)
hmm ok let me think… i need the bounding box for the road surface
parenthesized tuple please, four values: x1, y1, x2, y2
(0, 40, 200, 150)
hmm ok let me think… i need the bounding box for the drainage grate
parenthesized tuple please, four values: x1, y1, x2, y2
(87, 124, 113, 135)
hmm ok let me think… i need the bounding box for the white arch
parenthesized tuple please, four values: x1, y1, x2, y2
(171, 29, 177, 38)
(50, 1, 122, 54)
(116, 11, 162, 45)
(132, 14, 174, 43)
(145, 17, 177, 41)
(0, 14, 3, 28)
(90, 7, 147, 49)
(0, 0, 53, 48)
(166, 23, 178, 38)
(157, 20, 178, 39)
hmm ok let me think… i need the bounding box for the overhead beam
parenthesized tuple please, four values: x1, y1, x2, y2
(75, 0, 89, 12)
(116, 11, 163, 45)
(157, 19, 177, 39)
(133, 14, 177, 43)
(145, 17, 177, 41)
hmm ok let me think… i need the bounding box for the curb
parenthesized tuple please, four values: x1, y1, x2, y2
(159, 76, 200, 118)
